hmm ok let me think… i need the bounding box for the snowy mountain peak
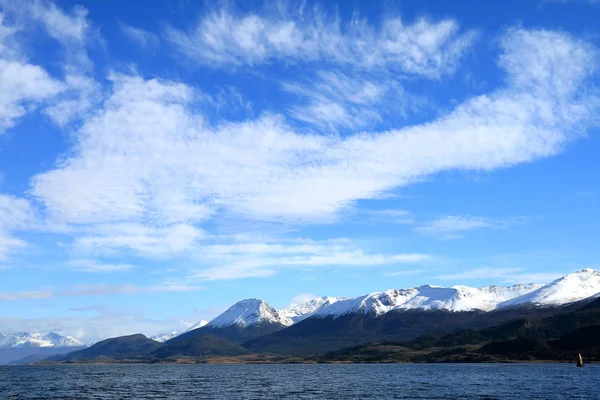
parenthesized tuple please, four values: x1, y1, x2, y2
(186, 319, 208, 332)
(151, 331, 179, 343)
(0, 332, 84, 349)
(207, 298, 293, 328)
(282, 296, 341, 323)
(501, 268, 600, 307)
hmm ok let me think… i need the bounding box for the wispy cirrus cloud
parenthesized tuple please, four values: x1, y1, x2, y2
(282, 70, 415, 130)
(67, 259, 135, 273)
(415, 215, 528, 240)
(0, 25, 65, 134)
(71, 223, 205, 258)
(165, 6, 477, 78)
(0, 283, 203, 301)
(120, 22, 160, 53)
(0, 195, 34, 260)
(183, 238, 431, 281)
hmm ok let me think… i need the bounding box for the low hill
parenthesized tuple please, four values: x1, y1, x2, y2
(2, 347, 86, 365)
(152, 334, 248, 359)
(50, 334, 162, 362)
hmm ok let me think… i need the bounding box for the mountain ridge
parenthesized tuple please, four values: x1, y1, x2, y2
(195, 269, 599, 332)
(0, 332, 84, 349)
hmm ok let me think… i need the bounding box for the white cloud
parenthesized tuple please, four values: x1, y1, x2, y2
(0, 234, 27, 261)
(0, 59, 65, 134)
(0, 194, 35, 230)
(414, 215, 526, 240)
(26, 29, 599, 263)
(414, 215, 527, 240)
(165, 7, 477, 78)
(0, 283, 203, 301)
(0, 2, 99, 131)
(282, 70, 410, 130)
(288, 293, 318, 308)
(120, 22, 160, 53)
(44, 74, 100, 126)
(27, 0, 93, 71)
(67, 259, 135, 273)
(184, 239, 430, 281)
(72, 223, 205, 258)
(0, 195, 35, 260)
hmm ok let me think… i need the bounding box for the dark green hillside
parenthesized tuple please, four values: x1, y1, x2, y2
(315, 299, 600, 363)
(50, 334, 162, 362)
(168, 321, 286, 346)
(244, 305, 568, 356)
(152, 335, 248, 359)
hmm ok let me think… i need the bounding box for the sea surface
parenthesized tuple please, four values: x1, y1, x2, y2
(0, 363, 599, 399)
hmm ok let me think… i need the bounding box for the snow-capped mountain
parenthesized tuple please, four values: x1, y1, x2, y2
(207, 299, 293, 328)
(150, 332, 179, 343)
(150, 320, 209, 342)
(206, 269, 600, 328)
(185, 319, 208, 332)
(312, 283, 546, 318)
(0, 332, 84, 349)
(500, 268, 600, 307)
(282, 296, 341, 323)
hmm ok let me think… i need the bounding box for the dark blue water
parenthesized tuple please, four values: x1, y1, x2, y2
(0, 363, 598, 399)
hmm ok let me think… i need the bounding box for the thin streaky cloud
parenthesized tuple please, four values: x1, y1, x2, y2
(119, 22, 160, 53)
(165, 7, 477, 77)
(0, 283, 203, 301)
(415, 216, 529, 240)
(67, 259, 135, 273)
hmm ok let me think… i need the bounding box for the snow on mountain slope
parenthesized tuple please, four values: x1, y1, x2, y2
(500, 269, 600, 307)
(207, 299, 293, 328)
(150, 320, 209, 342)
(0, 332, 84, 349)
(186, 320, 208, 332)
(150, 332, 179, 343)
(310, 283, 544, 318)
(282, 296, 341, 323)
(205, 269, 600, 327)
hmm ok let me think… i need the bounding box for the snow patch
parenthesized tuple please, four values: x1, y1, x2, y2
(0, 332, 84, 349)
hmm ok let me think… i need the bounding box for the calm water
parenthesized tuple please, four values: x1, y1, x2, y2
(0, 363, 598, 399)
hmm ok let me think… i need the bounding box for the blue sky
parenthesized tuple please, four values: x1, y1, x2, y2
(1, 0, 599, 342)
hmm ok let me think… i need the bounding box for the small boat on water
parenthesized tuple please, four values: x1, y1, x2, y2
(576, 353, 584, 367)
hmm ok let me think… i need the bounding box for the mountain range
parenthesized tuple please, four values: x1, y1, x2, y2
(198, 269, 600, 330)
(6, 268, 600, 364)
(0, 332, 84, 349)
(0, 332, 86, 365)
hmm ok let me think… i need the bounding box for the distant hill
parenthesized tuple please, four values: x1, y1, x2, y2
(50, 334, 162, 362)
(1, 346, 86, 365)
